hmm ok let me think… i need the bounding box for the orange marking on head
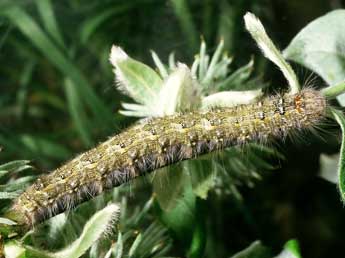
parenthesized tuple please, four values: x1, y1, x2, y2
(294, 95, 303, 113)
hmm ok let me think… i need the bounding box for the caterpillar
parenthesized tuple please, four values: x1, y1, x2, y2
(6, 89, 327, 227)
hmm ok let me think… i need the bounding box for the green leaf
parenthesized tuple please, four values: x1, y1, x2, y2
(80, 6, 129, 44)
(47, 214, 68, 241)
(157, 179, 196, 242)
(119, 102, 152, 118)
(152, 166, 187, 211)
(198, 40, 207, 81)
(215, 59, 254, 91)
(131, 222, 170, 258)
(284, 10, 345, 87)
(0, 171, 7, 179)
(230, 241, 271, 258)
(119, 62, 203, 117)
(1, 6, 114, 136)
(25, 204, 120, 258)
(151, 50, 168, 79)
(192, 40, 233, 90)
(207, 55, 233, 83)
(0, 217, 17, 226)
(0, 160, 30, 172)
(0, 176, 34, 192)
(170, 0, 198, 52)
(131, 197, 154, 226)
(16, 60, 36, 119)
(128, 233, 142, 257)
(331, 109, 345, 202)
(53, 204, 119, 258)
(153, 64, 201, 115)
(322, 81, 345, 100)
(0, 134, 70, 164)
(284, 239, 301, 258)
(187, 219, 205, 258)
(19, 134, 72, 160)
(284, 10, 345, 104)
(217, 1, 236, 52)
(189, 160, 215, 199)
(201, 89, 262, 110)
(110, 46, 163, 105)
(35, 0, 65, 48)
(169, 52, 176, 70)
(274, 239, 301, 258)
(80, 9, 114, 43)
(4, 241, 26, 258)
(319, 153, 339, 184)
(63, 78, 92, 146)
(0, 191, 20, 199)
(202, 39, 224, 84)
(112, 232, 123, 258)
(244, 12, 300, 94)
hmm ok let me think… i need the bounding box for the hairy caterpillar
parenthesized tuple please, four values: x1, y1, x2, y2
(7, 89, 326, 227)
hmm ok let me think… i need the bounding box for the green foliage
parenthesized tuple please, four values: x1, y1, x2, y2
(1, 1, 345, 258)
(282, 10, 345, 206)
(8, 204, 120, 258)
(110, 46, 164, 106)
(0, 160, 33, 213)
(244, 12, 300, 94)
(0, 0, 145, 166)
(170, 0, 198, 53)
(284, 10, 345, 87)
(284, 10, 345, 107)
(331, 110, 345, 202)
(228, 239, 302, 258)
(279, 239, 301, 258)
(230, 241, 270, 258)
(1, 5, 115, 147)
(11, 186, 172, 258)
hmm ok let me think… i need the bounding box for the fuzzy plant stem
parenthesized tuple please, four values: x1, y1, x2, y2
(321, 81, 345, 99)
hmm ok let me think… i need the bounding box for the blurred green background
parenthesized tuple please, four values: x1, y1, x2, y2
(1, 0, 345, 257)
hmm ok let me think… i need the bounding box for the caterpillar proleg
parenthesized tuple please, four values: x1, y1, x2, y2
(7, 89, 326, 227)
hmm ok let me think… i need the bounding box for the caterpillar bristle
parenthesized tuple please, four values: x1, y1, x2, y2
(7, 89, 327, 227)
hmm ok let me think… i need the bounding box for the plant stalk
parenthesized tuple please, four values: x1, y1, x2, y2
(321, 81, 345, 98)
